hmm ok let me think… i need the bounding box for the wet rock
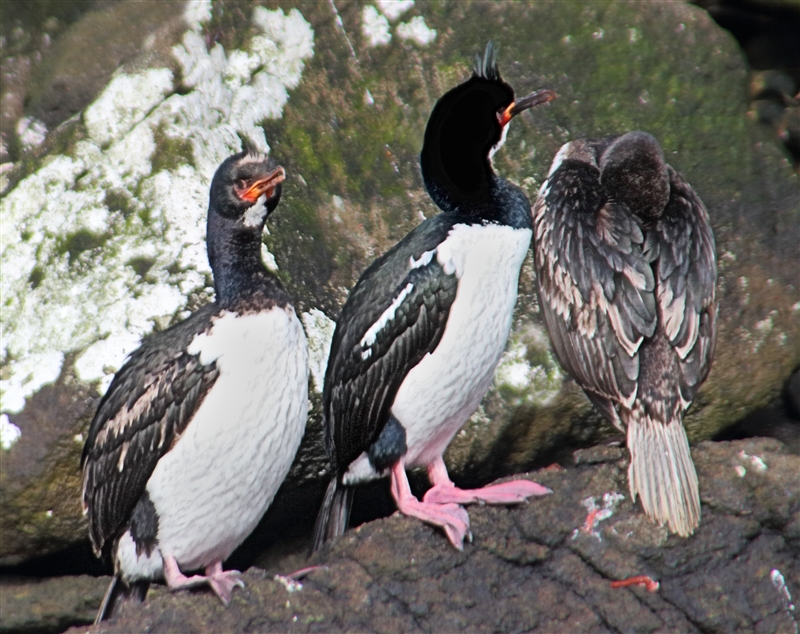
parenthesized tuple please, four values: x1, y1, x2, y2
(1, 0, 798, 570)
(63, 439, 799, 634)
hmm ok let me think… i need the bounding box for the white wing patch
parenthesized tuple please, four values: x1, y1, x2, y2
(360, 282, 414, 358)
(409, 249, 435, 269)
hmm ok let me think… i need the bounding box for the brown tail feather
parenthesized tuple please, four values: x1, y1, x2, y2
(626, 409, 700, 537)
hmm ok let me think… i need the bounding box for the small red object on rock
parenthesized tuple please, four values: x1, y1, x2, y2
(611, 575, 660, 592)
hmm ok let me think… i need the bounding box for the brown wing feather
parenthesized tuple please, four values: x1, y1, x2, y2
(533, 155, 657, 426)
(80, 304, 220, 558)
(643, 166, 717, 406)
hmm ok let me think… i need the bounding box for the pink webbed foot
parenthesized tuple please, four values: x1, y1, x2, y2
(205, 561, 244, 605)
(423, 456, 551, 506)
(163, 556, 244, 606)
(390, 461, 472, 550)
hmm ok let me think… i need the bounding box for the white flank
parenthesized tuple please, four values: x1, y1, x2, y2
(360, 282, 414, 351)
(391, 224, 531, 468)
(627, 410, 700, 537)
(115, 529, 164, 582)
(139, 308, 308, 572)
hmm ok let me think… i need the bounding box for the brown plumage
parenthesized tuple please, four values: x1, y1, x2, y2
(533, 131, 717, 536)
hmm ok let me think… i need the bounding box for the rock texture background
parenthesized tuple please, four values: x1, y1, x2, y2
(4, 438, 790, 634)
(1, 1, 798, 632)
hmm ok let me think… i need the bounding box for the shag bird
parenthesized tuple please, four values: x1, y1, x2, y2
(532, 131, 717, 536)
(81, 151, 309, 621)
(311, 43, 555, 553)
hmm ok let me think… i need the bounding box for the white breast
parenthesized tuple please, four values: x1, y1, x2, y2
(393, 223, 531, 467)
(140, 307, 308, 572)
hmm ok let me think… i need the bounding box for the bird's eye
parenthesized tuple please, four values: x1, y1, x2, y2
(236, 179, 247, 190)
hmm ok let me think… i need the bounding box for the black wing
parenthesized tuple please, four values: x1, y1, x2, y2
(533, 155, 657, 426)
(644, 167, 717, 405)
(80, 304, 220, 558)
(323, 215, 459, 472)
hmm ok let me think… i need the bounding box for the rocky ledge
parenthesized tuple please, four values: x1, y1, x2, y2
(4, 438, 785, 633)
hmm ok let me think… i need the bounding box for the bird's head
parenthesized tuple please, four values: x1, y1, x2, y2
(209, 151, 286, 230)
(420, 42, 556, 213)
(599, 131, 670, 220)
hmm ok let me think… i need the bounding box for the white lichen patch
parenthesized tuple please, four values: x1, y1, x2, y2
(770, 569, 797, 627)
(362, 5, 391, 47)
(738, 450, 767, 473)
(0, 6, 315, 413)
(0, 414, 22, 450)
(396, 16, 436, 46)
(16, 117, 48, 149)
(183, 0, 212, 30)
(274, 574, 303, 593)
(751, 310, 778, 353)
(84, 69, 174, 147)
(301, 309, 336, 394)
(377, 0, 415, 21)
(493, 327, 562, 406)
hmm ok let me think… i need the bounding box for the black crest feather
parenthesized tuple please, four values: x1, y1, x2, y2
(473, 41, 500, 80)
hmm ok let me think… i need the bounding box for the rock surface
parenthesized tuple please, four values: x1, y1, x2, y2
(1, 0, 798, 572)
(0, 574, 108, 634)
(53, 438, 799, 634)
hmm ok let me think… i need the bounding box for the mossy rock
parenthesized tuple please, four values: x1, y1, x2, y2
(1, 0, 797, 569)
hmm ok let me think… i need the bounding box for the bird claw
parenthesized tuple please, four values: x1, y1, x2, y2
(207, 570, 244, 606)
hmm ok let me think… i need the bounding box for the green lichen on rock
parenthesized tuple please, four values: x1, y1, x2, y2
(1, 0, 798, 571)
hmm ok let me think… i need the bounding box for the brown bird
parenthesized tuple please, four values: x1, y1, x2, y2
(532, 131, 717, 536)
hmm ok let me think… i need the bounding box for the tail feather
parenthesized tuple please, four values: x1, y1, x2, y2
(95, 575, 149, 624)
(627, 411, 700, 537)
(310, 478, 354, 555)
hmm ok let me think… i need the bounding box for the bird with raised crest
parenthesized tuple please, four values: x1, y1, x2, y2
(311, 43, 556, 553)
(81, 150, 309, 621)
(532, 131, 717, 536)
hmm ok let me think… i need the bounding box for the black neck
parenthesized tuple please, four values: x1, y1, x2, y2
(422, 157, 532, 230)
(420, 128, 494, 217)
(206, 213, 288, 308)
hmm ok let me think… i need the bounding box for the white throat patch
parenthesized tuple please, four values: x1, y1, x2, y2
(242, 193, 268, 228)
(489, 123, 510, 162)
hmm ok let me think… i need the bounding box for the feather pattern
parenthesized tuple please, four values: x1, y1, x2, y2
(534, 133, 717, 536)
(533, 149, 656, 424)
(324, 215, 459, 472)
(81, 304, 221, 559)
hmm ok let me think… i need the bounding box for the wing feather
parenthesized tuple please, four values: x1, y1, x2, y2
(323, 216, 458, 472)
(644, 167, 717, 403)
(533, 158, 657, 424)
(81, 304, 220, 558)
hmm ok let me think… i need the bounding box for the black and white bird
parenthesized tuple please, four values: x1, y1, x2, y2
(81, 151, 309, 621)
(311, 44, 555, 553)
(532, 131, 717, 536)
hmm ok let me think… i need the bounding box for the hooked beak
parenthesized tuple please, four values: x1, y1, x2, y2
(498, 89, 557, 127)
(236, 166, 286, 203)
